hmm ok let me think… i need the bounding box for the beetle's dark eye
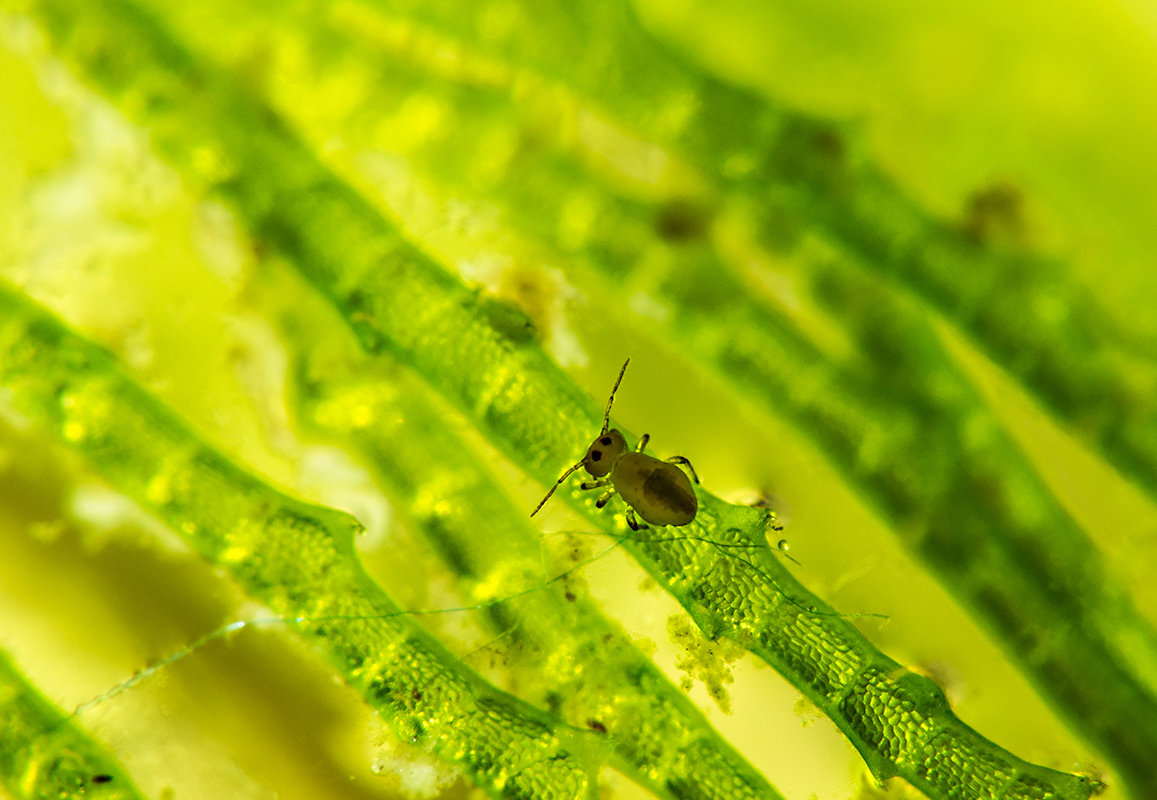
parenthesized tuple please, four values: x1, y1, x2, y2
(600, 436, 613, 445)
(590, 450, 602, 461)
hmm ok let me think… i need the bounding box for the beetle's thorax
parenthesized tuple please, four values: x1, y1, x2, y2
(582, 428, 627, 477)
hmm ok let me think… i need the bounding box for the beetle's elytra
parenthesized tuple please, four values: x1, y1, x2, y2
(531, 359, 699, 530)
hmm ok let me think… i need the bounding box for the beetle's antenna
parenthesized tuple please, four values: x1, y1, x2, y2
(534, 358, 630, 518)
(530, 461, 584, 517)
(600, 358, 630, 434)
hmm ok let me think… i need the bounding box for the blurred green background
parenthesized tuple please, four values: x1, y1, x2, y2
(2, 0, 1155, 798)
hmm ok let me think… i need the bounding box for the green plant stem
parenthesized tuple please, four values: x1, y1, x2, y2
(337, 0, 1157, 508)
(0, 647, 147, 800)
(291, 335, 786, 800)
(805, 251, 1157, 794)
(10, 0, 1104, 797)
(0, 281, 602, 800)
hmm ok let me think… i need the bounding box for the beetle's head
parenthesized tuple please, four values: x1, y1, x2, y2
(583, 429, 626, 477)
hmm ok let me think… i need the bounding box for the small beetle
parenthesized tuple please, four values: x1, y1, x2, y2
(531, 359, 699, 530)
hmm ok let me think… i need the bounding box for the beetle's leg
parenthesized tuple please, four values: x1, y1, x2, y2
(580, 477, 612, 491)
(634, 433, 650, 453)
(667, 456, 699, 484)
(595, 489, 617, 509)
(625, 508, 648, 531)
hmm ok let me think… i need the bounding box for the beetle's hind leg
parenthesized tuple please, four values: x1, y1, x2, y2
(666, 456, 699, 484)
(625, 508, 648, 531)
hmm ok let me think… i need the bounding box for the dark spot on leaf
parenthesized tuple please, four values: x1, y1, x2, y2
(478, 295, 538, 345)
(654, 199, 712, 243)
(771, 119, 850, 190)
(960, 181, 1027, 246)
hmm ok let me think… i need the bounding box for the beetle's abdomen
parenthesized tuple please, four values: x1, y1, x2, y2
(614, 452, 698, 526)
